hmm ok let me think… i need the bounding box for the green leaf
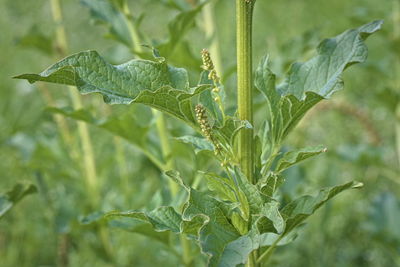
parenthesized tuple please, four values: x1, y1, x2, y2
(166, 171, 245, 266)
(216, 117, 252, 149)
(81, 0, 133, 47)
(255, 20, 383, 143)
(234, 171, 262, 215)
(106, 206, 182, 233)
(257, 200, 285, 234)
(14, 51, 210, 128)
(258, 173, 285, 197)
(275, 145, 327, 173)
(0, 183, 37, 218)
(182, 189, 240, 267)
(278, 20, 383, 99)
(157, 3, 207, 56)
(281, 181, 363, 234)
(203, 172, 237, 203)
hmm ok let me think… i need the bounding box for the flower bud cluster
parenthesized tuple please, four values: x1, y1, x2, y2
(195, 104, 222, 155)
(201, 49, 220, 84)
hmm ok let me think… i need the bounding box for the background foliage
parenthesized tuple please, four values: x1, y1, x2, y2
(0, 0, 399, 266)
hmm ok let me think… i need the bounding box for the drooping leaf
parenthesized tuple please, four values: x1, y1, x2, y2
(14, 50, 211, 129)
(275, 145, 327, 173)
(81, 208, 176, 246)
(175, 135, 214, 154)
(106, 206, 182, 233)
(48, 107, 149, 147)
(157, 2, 207, 56)
(255, 20, 383, 143)
(0, 183, 37, 218)
(281, 181, 364, 234)
(81, 0, 133, 47)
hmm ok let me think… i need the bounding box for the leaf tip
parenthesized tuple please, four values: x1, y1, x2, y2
(352, 182, 364, 189)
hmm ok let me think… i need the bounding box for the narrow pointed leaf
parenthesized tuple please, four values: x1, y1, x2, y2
(275, 145, 327, 172)
(281, 181, 363, 234)
(105, 206, 182, 233)
(0, 183, 37, 218)
(175, 135, 214, 154)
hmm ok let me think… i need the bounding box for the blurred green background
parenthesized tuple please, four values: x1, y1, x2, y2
(0, 0, 399, 266)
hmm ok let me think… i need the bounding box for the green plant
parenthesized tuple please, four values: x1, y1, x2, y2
(14, 0, 382, 266)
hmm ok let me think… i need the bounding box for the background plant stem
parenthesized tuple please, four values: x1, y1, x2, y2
(50, 0, 114, 259)
(202, 1, 223, 75)
(393, 0, 400, 171)
(50, 0, 99, 206)
(122, 3, 191, 265)
(236, 0, 257, 266)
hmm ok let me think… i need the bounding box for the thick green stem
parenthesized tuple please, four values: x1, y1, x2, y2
(237, 0, 255, 184)
(236, 1, 257, 267)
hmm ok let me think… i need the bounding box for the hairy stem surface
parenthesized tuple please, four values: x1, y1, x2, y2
(236, 0, 257, 266)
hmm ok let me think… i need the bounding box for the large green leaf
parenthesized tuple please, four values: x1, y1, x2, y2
(14, 51, 210, 128)
(255, 20, 383, 143)
(278, 20, 383, 99)
(0, 183, 37, 219)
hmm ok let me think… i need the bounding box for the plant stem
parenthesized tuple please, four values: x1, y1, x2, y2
(236, 0, 255, 184)
(236, 1, 257, 266)
(256, 236, 283, 265)
(153, 110, 179, 196)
